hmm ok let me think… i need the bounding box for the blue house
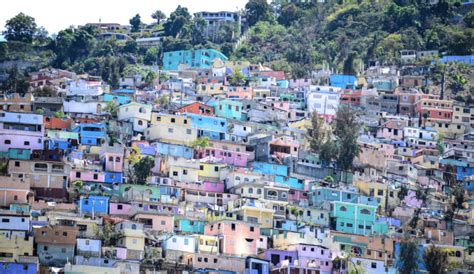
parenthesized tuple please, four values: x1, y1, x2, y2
(275, 175, 305, 190)
(104, 93, 132, 105)
(329, 74, 358, 90)
(252, 162, 288, 177)
(331, 201, 387, 235)
(0, 262, 37, 274)
(177, 218, 207, 234)
(163, 49, 228, 70)
(77, 123, 106, 146)
(245, 257, 270, 274)
(188, 114, 228, 141)
(104, 172, 123, 184)
(79, 196, 109, 216)
(155, 142, 194, 159)
(440, 55, 474, 66)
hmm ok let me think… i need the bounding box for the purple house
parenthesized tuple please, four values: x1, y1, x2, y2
(0, 112, 44, 152)
(289, 244, 333, 273)
(264, 249, 298, 267)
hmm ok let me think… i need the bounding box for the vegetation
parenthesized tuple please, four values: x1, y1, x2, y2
(423, 245, 449, 274)
(96, 221, 122, 246)
(130, 156, 155, 185)
(397, 240, 419, 274)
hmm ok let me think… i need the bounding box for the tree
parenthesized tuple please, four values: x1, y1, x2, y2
(464, 11, 474, 28)
(123, 40, 138, 54)
(3, 13, 37, 43)
(306, 112, 326, 154)
(164, 5, 191, 38)
(436, 133, 445, 155)
(130, 14, 142, 32)
(144, 47, 159, 65)
(192, 136, 210, 153)
(245, 0, 274, 27)
(448, 73, 468, 95)
(131, 156, 154, 184)
(278, 4, 302, 26)
(229, 68, 245, 86)
(398, 240, 419, 274)
(423, 245, 449, 274)
(151, 10, 166, 24)
(144, 70, 157, 88)
(334, 105, 361, 171)
(4, 66, 30, 94)
(96, 221, 122, 246)
(343, 52, 357, 75)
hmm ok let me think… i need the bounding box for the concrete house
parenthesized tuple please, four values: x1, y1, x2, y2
(34, 225, 78, 266)
(204, 220, 260, 256)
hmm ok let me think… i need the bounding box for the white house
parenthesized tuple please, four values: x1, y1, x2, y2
(306, 86, 341, 119)
(76, 238, 102, 257)
(117, 102, 152, 133)
(163, 235, 197, 253)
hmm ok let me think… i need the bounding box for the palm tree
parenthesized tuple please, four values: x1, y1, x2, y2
(151, 10, 166, 24)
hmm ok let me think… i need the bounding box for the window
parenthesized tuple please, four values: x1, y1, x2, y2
(214, 166, 219, 172)
(186, 129, 192, 134)
(257, 188, 262, 194)
(115, 157, 120, 162)
(4, 140, 10, 145)
(1, 219, 10, 223)
(171, 118, 175, 123)
(63, 232, 67, 236)
(340, 206, 347, 212)
(76, 172, 81, 178)
(161, 220, 166, 225)
(93, 174, 98, 180)
(231, 223, 236, 231)
(360, 209, 371, 215)
(131, 224, 137, 230)
(377, 189, 383, 196)
(14, 161, 20, 167)
(250, 226, 254, 232)
(214, 258, 218, 263)
(13, 195, 18, 201)
(200, 165, 204, 170)
(24, 141, 30, 145)
(117, 204, 123, 210)
(198, 257, 202, 262)
(168, 128, 173, 133)
(138, 120, 143, 126)
(184, 238, 189, 245)
(347, 223, 353, 227)
(248, 187, 253, 194)
(371, 262, 377, 269)
(132, 239, 137, 244)
(43, 246, 48, 251)
(267, 190, 278, 200)
(183, 169, 188, 175)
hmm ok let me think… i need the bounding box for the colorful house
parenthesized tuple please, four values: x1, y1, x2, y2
(163, 49, 228, 70)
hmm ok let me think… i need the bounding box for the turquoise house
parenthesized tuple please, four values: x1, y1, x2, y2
(177, 218, 207, 234)
(163, 49, 228, 70)
(104, 94, 132, 105)
(213, 99, 245, 121)
(331, 201, 387, 235)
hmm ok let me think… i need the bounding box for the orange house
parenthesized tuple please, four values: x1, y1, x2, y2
(178, 102, 215, 116)
(44, 117, 74, 130)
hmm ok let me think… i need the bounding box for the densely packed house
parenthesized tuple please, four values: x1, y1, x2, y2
(0, 48, 473, 274)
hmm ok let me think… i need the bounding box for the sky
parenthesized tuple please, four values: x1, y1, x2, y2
(1, 0, 249, 34)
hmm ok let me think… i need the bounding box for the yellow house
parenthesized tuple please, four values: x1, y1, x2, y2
(197, 235, 220, 254)
(146, 113, 197, 146)
(196, 83, 228, 96)
(167, 157, 200, 183)
(0, 231, 34, 260)
(47, 212, 102, 238)
(198, 161, 227, 182)
(354, 180, 399, 212)
(428, 120, 466, 139)
(227, 198, 274, 229)
(116, 221, 145, 255)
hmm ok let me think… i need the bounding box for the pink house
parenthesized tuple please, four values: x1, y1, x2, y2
(289, 244, 333, 272)
(0, 176, 32, 207)
(195, 140, 251, 167)
(227, 87, 253, 99)
(109, 202, 133, 216)
(288, 189, 308, 203)
(70, 169, 105, 183)
(204, 220, 260, 256)
(289, 78, 311, 89)
(134, 213, 174, 232)
(101, 148, 124, 173)
(376, 120, 408, 141)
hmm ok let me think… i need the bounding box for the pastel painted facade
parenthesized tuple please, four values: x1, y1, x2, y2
(330, 74, 357, 90)
(78, 123, 106, 146)
(134, 213, 174, 232)
(0, 112, 44, 152)
(163, 49, 228, 70)
(214, 99, 245, 120)
(331, 201, 385, 235)
(307, 86, 341, 120)
(178, 102, 215, 116)
(155, 142, 194, 159)
(204, 220, 260, 256)
(164, 235, 197, 253)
